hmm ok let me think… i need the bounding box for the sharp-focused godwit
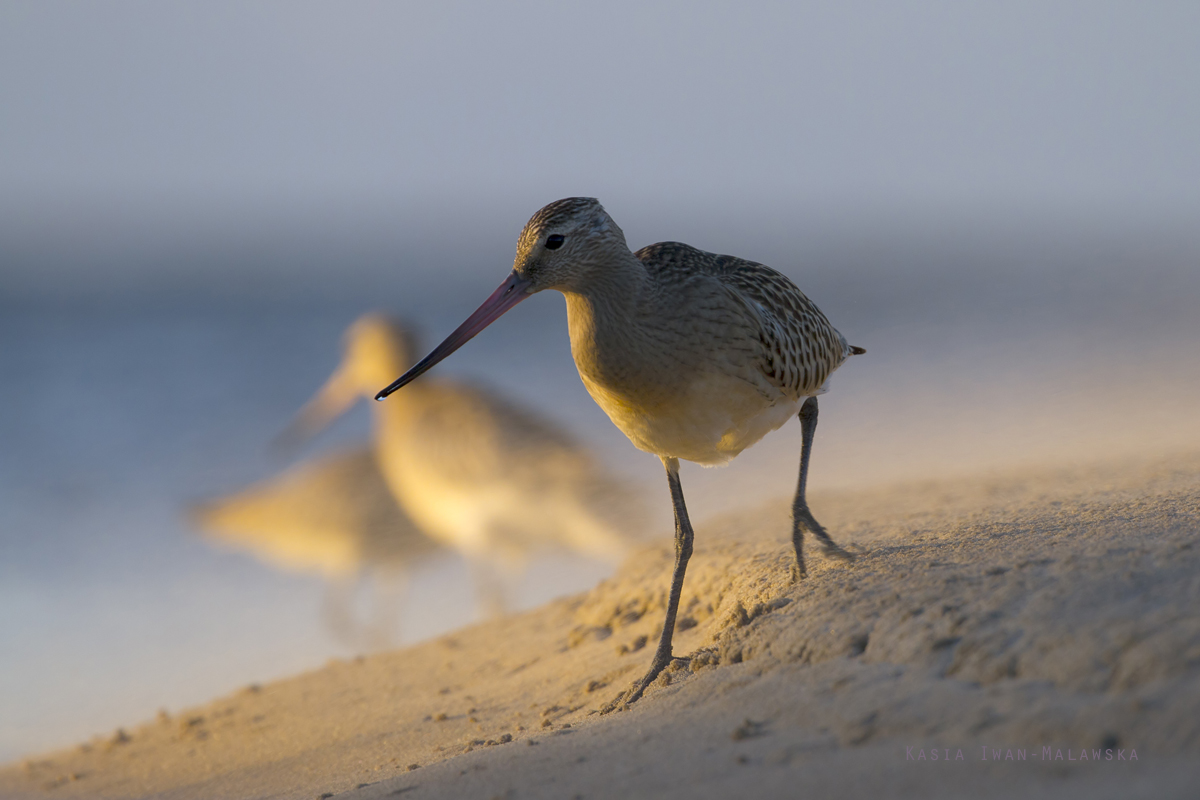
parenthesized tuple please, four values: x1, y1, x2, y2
(189, 446, 443, 648)
(288, 314, 646, 616)
(376, 198, 865, 707)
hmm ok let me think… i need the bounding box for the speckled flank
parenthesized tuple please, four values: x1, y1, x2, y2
(632, 242, 857, 401)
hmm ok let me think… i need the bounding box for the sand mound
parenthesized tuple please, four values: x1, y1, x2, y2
(4, 452, 1198, 799)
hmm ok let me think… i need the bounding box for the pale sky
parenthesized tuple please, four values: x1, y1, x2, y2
(2, 1, 1197, 216)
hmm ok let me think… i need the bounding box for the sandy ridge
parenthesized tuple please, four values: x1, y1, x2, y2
(3, 451, 1198, 799)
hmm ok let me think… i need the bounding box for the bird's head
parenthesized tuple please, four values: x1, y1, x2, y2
(511, 197, 627, 292)
(375, 197, 623, 401)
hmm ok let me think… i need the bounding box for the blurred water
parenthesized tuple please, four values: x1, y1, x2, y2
(2, 215, 1199, 763)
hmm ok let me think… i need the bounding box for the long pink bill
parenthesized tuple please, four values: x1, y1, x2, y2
(375, 271, 533, 400)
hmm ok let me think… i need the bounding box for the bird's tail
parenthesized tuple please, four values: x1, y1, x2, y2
(850, 345, 867, 355)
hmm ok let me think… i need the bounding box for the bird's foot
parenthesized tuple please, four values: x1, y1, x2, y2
(599, 690, 630, 715)
(599, 652, 679, 714)
(795, 505, 856, 567)
(822, 542, 856, 562)
(790, 542, 855, 583)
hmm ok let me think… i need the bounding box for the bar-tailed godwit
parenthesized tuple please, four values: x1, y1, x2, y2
(289, 314, 646, 616)
(376, 199, 864, 707)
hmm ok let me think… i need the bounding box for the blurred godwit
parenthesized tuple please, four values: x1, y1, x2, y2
(376, 198, 865, 707)
(189, 446, 443, 648)
(287, 314, 646, 616)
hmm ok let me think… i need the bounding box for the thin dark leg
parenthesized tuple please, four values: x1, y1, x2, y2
(602, 457, 694, 712)
(791, 397, 854, 582)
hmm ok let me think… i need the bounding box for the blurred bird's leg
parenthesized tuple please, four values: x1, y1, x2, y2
(603, 457, 693, 713)
(791, 397, 854, 582)
(364, 568, 410, 650)
(468, 558, 510, 619)
(321, 576, 366, 649)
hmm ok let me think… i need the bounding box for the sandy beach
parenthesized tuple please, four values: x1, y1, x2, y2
(4, 449, 1197, 799)
(6, 4, 1200, 798)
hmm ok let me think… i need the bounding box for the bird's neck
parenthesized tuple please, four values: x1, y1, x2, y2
(561, 252, 663, 397)
(562, 250, 646, 336)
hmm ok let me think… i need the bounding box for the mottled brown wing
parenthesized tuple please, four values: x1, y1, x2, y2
(635, 242, 849, 398)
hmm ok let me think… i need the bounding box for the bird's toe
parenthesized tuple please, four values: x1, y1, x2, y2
(599, 691, 630, 715)
(823, 544, 856, 562)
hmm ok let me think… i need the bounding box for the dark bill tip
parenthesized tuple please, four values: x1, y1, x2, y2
(375, 271, 533, 401)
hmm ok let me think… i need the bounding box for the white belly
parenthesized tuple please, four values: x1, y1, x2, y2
(581, 370, 802, 466)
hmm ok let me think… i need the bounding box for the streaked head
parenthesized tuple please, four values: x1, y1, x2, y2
(376, 197, 622, 400)
(512, 197, 627, 292)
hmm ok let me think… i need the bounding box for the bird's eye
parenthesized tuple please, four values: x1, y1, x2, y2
(545, 234, 565, 250)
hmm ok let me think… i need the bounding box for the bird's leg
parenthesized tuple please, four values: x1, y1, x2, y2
(469, 558, 509, 619)
(791, 397, 854, 582)
(366, 567, 410, 650)
(602, 457, 694, 713)
(320, 577, 362, 649)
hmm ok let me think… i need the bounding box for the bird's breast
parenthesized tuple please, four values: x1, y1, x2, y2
(579, 366, 796, 465)
(563, 285, 796, 464)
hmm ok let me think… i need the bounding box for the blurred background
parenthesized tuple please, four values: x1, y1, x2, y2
(2, 0, 1198, 763)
